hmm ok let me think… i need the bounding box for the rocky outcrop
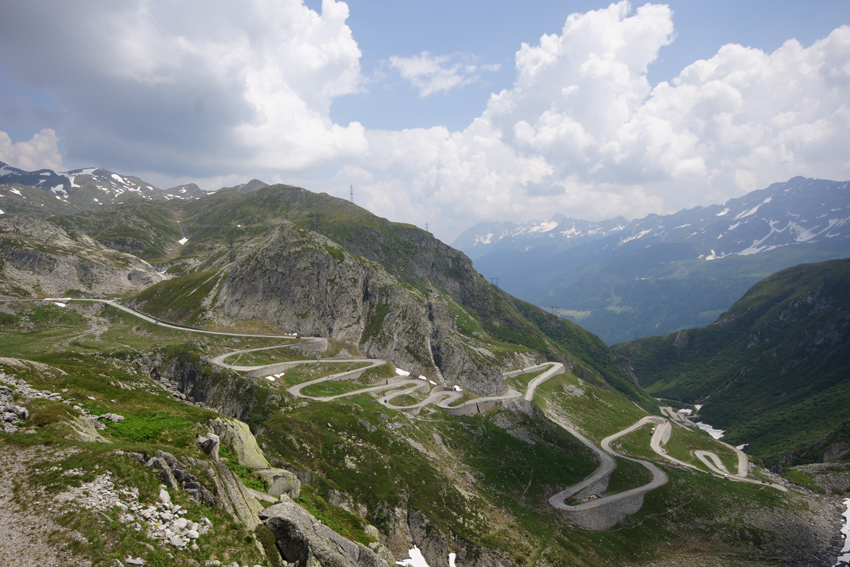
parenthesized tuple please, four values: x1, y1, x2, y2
(138, 348, 277, 423)
(1, 385, 29, 434)
(198, 223, 536, 395)
(67, 415, 110, 443)
(0, 216, 163, 296)
(255, 468, 300, 499)
(210, 461, 264, 531)
(260, 497, 389, 567)
(211, 417, 271, 469)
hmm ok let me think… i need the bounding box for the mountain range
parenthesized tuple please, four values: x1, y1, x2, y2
(0, 160, 268, 215)
(453, 177, 850, 344)
(2, 160, 850, 566)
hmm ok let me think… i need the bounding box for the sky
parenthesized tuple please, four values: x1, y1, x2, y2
(1, 1, 849, 242)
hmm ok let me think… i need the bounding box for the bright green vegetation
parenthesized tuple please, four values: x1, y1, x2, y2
(615, 258, 850, 467)
(534, 372, 648, 441)
(105, 413, 197, 445)
(132, 269, 223, 324)
(664, 427, 739, 473)
(298, 371, 378, 397)
(603, 457, 654, 495)
(385, 392, 428, 407)
(780, 470, 823, 494)
(506, 368, 547, 392)
(294, 484, 377, 546)
(278, 362, 371, 389)
(219, 444, 269, 492)
(0, 299, 826, 566)
(443, 391, 476, 407)
(609, 426, 659, 461)
(358, 361, 395, 382)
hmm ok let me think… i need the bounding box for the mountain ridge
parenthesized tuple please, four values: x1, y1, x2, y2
(613, 258, 850, 468)
(454, 177, 850, 343)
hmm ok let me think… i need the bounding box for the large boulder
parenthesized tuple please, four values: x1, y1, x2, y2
(211, 417, 270, 469)
(255, 468, 300, 499)
(210, 461, 263, 530)
(260, 497, 389, 567)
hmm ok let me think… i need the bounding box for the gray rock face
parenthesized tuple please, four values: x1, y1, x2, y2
(197, 433, 221, 461)
(0, 385, 28, 433)
(205, 222, 536, 395)
(0, 216, 163, 296)
(260, 497, 389, 567)
(132, 450, 216, 508)
(211, 417, 270, 470)
(209, 461, 263, 531)
(255, 468, 300, 499)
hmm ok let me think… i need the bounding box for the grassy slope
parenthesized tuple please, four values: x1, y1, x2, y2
(614, 258, 850, 466)
(51, 200, 184, 262)
(0, 299, 829, 566)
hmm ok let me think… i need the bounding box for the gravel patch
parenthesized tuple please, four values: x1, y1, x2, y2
(0, 444, 93, 567)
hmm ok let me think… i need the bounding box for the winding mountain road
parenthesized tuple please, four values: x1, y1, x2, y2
(55, 297, 786, 526)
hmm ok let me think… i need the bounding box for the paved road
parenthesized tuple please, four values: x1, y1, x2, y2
(53, 298, 304, 339)
(548, 421, 617, 509)
(523, 362, 565, 401)
(52, 297, 786, 516)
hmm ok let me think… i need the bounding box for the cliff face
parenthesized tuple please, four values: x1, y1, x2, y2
(137, 222, 535, 394)
(0, 216, 164, 296)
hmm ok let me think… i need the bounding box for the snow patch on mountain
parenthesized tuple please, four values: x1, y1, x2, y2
(475, 232, 495, 245)
(734, 196, 773, 221)
(622, 229, 651, 244)
(524, 220, 559, 234)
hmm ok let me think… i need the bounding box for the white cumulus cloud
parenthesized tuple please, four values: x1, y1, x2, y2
(350, 2, 850, 239)
(0, 129, 65, 172)
(1, 1, 849, 242)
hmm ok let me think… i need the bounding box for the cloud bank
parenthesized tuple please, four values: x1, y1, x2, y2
(355, 3, 850, 238)
(0, 1, 848, 240)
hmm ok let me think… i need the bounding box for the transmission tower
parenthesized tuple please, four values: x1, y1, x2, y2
(349, 184, 354, 203)
(490, 277, 499, 288)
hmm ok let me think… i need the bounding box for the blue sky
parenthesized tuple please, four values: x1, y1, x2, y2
(1, 1, 849, 241)
(331, 0, 850, 131)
